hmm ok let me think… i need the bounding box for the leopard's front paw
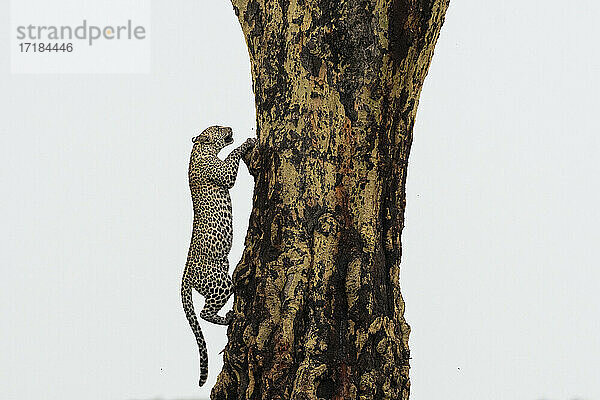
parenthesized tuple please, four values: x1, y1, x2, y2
(242, 137, 256, 152)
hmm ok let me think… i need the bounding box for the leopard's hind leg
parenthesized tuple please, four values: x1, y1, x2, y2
(196, 260, 233, 325)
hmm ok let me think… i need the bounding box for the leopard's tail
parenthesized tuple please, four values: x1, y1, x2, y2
(181, 280, 209, 387)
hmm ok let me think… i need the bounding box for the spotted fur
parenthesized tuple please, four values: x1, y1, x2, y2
(181, 125, 254, 387)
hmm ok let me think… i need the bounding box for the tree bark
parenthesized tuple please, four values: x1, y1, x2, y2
(212, 1, 449, 399)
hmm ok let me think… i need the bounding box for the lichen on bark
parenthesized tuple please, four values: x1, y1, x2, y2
(212, 1, 449, 399)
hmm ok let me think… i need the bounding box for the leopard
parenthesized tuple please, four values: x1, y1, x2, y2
(181, 125, 254, 387)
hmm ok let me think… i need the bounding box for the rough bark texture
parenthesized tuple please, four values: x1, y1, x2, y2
(212, 1, 449, 399)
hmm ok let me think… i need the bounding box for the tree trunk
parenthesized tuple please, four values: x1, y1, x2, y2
(212, 1, 449, 399)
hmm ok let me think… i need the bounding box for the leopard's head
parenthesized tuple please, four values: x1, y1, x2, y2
(192, 125, 234, 152)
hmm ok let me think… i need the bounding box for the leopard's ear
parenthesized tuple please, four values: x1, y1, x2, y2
(193, 135, 210, 144)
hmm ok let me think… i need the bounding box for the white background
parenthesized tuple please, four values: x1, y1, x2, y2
(1, 0, 598, 399)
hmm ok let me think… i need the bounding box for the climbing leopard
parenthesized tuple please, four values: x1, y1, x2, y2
(181, 125, 254, 387)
